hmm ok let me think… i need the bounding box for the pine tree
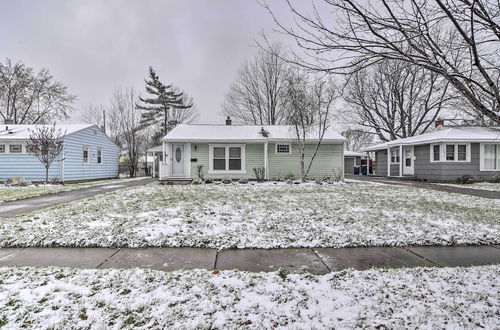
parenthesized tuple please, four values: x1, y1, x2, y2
(136, 67, 194, 137)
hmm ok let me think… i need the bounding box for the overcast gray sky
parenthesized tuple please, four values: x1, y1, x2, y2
(0, 0, 299, 124)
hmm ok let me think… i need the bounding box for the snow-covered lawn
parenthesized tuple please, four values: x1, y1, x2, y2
(0, 181, 498, 248)
(438, 182, 500, 192)
(0, 177, 146, 203)
(0, 265, 497, 329)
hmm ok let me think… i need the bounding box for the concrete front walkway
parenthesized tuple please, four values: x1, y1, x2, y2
(0, 178, 154, 218)
(0, 246, 498, 274)
(348, 176, 500, 199)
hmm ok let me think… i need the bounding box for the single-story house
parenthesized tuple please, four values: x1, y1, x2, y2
(363, 125, 500, 182)
(0, 124, 120, 182)
(158, 121, 346, 181)
(344, 150, 364, 175)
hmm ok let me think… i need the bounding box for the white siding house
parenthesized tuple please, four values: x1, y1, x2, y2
(0, 124, 120, 182)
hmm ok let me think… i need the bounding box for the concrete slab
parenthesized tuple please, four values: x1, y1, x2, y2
(216, 248, 329, 274)
(0, 248, 118, 268)
(0, 248, 25, 260)
(99, 248, 217, 271)
(406, 246, 500, 267)
(314, 247, 433, 271)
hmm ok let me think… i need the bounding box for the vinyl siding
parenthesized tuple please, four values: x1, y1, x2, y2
(0, 153, 61, 182)
(375, 150, 387, 176)
(62, 126, 120, 181)
(188, 142, 344, 180)
(414, 143, 498, 181)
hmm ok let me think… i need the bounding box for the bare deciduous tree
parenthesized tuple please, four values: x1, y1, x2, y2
(262, 0, 500, 124)
(0, 58, 75, 124)
(342, 129, 373, 152)
(81, 104, 105, 128)
(344, 60, 454, 142)
(109, 87, 149, 177)
(223, 43, 292, 125)
(286, 71, 337, 180)
(26, 125, 65, 183)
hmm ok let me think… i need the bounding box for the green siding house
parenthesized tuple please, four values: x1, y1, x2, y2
(158, 121, 346, 181)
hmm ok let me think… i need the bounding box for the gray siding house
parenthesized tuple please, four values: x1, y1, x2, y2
(344, 150, 363, 175)
(363, 126, 500, 182)
(0, 124, 120, 182)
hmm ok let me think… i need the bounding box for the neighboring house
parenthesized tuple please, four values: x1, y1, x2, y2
(158, 120, 346, 181)
(0, 124, 120, 182)
(344, 151, 364, 175)
(363, 125, 500, 182)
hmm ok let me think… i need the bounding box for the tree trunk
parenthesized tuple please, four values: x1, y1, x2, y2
(45, 167, 49, 183)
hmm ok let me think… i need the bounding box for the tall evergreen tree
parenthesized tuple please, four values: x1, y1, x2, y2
(136, 67, 195, 138)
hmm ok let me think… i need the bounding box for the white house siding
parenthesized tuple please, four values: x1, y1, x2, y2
(414, 143, 498, 182)
(61, 126, 120, 181)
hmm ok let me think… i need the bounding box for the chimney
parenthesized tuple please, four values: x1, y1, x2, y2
(225, 116, 232, 125)
(3, 118, 13, 125)
(435, 118, 444, 128)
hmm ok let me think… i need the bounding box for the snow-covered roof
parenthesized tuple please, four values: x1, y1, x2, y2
(344, 150, 365, 157)
(0, 124, 95, 140)
(162, 124, 347, 143)
(362, 126, 500, 151)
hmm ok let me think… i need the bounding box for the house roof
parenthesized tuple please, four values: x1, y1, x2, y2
(362, 126, 500, 151)
(0, 124, 95, 140)
(162, 124, 347, 143)
(344, 150, 365, 157)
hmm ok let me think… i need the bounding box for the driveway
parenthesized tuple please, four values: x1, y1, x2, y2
(348, 175, 500, 199)
(0, 177, 155, 218)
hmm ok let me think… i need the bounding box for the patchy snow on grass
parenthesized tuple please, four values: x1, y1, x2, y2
(438, 182, 500, 192)
(0, 181, 498, 249)
(0, 265, 497, 329)
(0, 177, 146, 203)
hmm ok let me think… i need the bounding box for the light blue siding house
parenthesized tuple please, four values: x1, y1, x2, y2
(0, 124, 120, 182)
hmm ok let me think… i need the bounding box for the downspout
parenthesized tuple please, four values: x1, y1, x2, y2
(399, 145, 403, 177)
(387, 147, 391, 177)
(264, 140, 269, 180)
(61, 143, 65, 184)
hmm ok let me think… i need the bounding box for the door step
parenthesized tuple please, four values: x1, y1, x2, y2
(159, 178, 192, 185)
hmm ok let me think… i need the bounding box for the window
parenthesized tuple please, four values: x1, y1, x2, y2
(97, 148, 103, 164)
(390, 149, 400, 164)
(0, 145, 4, 153)
(431, 143, 470, 162)
(457, 144, 467, 161)
(446, 144, 455, 161)
(433, 145, 440, 161)
(276, 144, 291, 154)
(83, 147, 89, 164)
(228, 147, 241, 170)
(209, 145, 245, 173)
(213, 147, 226, 170)
(481, 144, 500, 171)
(9, 145, 22, 153)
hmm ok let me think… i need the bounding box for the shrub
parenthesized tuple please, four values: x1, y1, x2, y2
(331, 168, 343, 182)
(191, 178, 204, 185)
(49, 177, 61, 185)
(284, 173, 295, 180)
(253, 167, 266, 182)
(286, 179, 294, 185)
(456, 175, 474, 184)
(239, 178, 249, 184)
(7, 176, 32, 187)
(491, 175, 500, 183)
(204, 178, 214, 184)
(222, 178, 233, 184)
(195, 165, 204, 180)
(271, 175, 284, 182)
(314, 179, 323, 185)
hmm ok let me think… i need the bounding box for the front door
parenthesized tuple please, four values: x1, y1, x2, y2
(403, 146, 414, 175)
(171, 144, 185, 177)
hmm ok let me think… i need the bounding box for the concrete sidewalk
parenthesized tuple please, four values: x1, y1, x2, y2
(0, 246, 498, 274)
(0, 178, 154, 218)
(348, 176, 500, 199)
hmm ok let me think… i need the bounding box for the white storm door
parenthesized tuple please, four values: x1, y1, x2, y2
(403, 146, 414, 175)
(171, 144, 186, 176)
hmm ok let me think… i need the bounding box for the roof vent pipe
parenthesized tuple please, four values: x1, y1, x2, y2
(225, 116, 232, 125)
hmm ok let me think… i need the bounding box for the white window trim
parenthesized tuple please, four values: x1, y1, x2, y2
(208, 144, 246, 174)
(83, 146, 90, 164)
(479, 143, 500, 171)
(0, 144, 5, 153)
(430, 143, 470, 163)
(390, 149, 400, 164)
(275, 143, 292, 154)
(97, 148, 103, 164)
(9, 144, 23, 154)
